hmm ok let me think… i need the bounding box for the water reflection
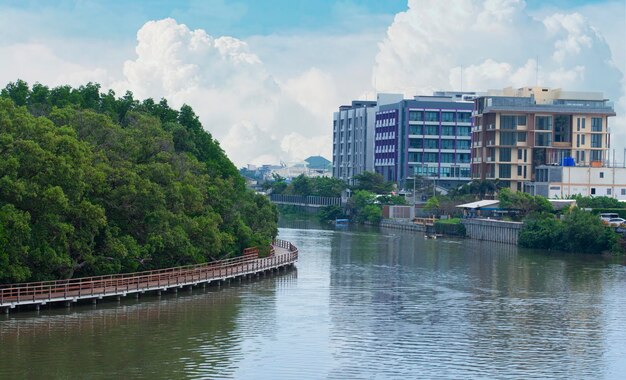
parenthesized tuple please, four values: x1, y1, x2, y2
(0, 273, 297, 379)
(324, 225, 625, 379)
(1, 221, 625, 379)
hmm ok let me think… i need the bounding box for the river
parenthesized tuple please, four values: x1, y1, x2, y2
(1, 219, 625, 379)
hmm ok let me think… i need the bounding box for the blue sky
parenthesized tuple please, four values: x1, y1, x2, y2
(0, 0, 624, 165)
(1, 0, 611, 39)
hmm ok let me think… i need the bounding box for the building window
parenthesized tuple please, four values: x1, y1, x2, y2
(607, 188, 612, 195)
(591, 188, 596, 195)
(500, 132, 517, 145)
(409, 139, 423, 149)
(535, 132, 552, 147)
(517, 149, 523, 160)
(591, 134, 602, 148)
(457, 126, 471, 136)
(425, 125, 438, 135)
(457, 140, 470, 150)
(592, 117, 602, 132)
(581, 118, 586, 129)
(499, 164, 511, 179)
(517, 165, 522, 176)
(442, 126, 455, 136)
(442, 112, 455, 122)
(600, 172, 604, 178)
(621, 189, 626, 196)
(577, 118, 580, 131)
(457, 153, 470, 163)
(517, 132, 527, 142)
(458, 112, 471, 123)
(409, 110, 424, 121)
(424, 139, 438, 149)
(535, 116, 553, 131)
(500, 148, 512, 162)
(554, 115, 572, 143)
(576, 135, 580, 147)
(425, 111, 439, 122)
(441, 140, 455, 149)
(500, 115, 526, 129)
(440, 153, 455, 163)
(410, 125, 423, 135)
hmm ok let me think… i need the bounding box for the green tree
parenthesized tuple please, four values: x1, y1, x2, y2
(0, 82, 279, 283)
(424, 196, 440, 213)
(351, 171, 393, 194)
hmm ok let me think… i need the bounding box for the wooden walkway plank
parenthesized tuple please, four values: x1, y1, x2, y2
(0, 239, 298, 312)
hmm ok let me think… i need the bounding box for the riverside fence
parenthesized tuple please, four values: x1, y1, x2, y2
(0, 239, 298, 314)
(270, 194, 342, 208)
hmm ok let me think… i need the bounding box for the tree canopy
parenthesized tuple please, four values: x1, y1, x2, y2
(519, 209, 619, 254)
(351, 171, 393, 194)
(264, 174, 346, 198)
(0, 80, 277, 283)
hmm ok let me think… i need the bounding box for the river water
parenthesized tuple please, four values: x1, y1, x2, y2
(1, 220, 625, 379)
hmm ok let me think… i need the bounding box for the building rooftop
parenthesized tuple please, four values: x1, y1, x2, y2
(476, 86, 615, 115)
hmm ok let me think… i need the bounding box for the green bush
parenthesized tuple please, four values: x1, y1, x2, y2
(434, 219, 466, 236)
(519, 209, 618, 254)
(318, 205, 345, 222)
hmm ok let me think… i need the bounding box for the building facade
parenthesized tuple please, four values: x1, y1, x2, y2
(332, 100, 377, 184)
(374, 92, 476, 190)
(472, 87, 616, 191)
(527, 165, 626, 201)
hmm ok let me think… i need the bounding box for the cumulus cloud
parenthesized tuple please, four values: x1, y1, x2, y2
(373, 0, 625, 156)
(114, 18, 333, 166)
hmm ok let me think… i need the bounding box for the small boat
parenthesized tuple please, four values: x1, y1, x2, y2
(335, 218, 349, 227)
(424, 234, 437, 239)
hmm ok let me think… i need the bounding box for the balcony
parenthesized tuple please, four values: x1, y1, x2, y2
(487, 124, 496, 131)
(487, 140, 496, 147)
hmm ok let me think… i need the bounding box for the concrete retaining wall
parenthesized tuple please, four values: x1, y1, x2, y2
(462, 218, 523, 245)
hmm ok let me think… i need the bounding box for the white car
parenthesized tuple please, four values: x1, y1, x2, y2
(607, 217, 626, 227)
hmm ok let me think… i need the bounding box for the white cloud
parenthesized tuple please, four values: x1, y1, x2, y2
(114, 18, 339, 166)
(0, 43, 113, 88)
(373, 0, 625, 157)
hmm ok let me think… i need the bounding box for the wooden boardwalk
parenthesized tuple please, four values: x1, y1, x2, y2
(0, 239, 298, 313)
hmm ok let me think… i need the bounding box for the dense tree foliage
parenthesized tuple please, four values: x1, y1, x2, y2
(346, 190, 382, 224)
(498, 188, 553, 217)
(519, 209, 621, 254)
(570, 195, 624, 209)
(351, 171, 393, 194)
(0, 80, 277, 283)
(265, 174, 346, 198)
(448, 179, 507, 199)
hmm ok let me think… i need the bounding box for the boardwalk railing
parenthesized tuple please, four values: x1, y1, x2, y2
(0, 239, 298, 310)
(270, 194, 342, 208)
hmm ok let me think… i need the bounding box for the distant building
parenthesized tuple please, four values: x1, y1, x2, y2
(332, 100, 378, 184)
(305, 155, 331, 171)
(526, 165, 626, 200)
(472, 87, 616, 191)
(374, 92, 476, 190)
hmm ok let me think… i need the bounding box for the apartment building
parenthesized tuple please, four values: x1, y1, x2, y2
(332, 100, 377, 184)
(375, 92, 476, 189)
(472, 87, 616, 191)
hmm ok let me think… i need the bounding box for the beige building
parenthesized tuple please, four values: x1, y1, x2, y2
(472, 87, 616, 191)
(527, 165, 626, 201)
